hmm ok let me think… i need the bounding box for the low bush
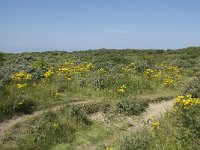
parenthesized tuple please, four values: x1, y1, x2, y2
(69, 102, 111, 125)
(117, 99, 149, 115)
(0, 93, 37, 121)
(184, 76, 200, 98)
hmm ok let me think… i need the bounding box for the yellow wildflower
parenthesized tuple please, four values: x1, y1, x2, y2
(118, 84, 126, 93)
(144, 68, 154, 78)
(175, 95, 200, 110)
(11, 71, 32, 80)
(44, 69, 54, 78)
(151, 121, 159, 130)
(17, 83, 27, 89)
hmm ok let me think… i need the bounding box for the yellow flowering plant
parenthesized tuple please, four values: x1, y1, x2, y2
(121, 62, 135, 74)
(175, 95, 200, 110)
(144, 68, 154, 78)
(16, 83, 27, 89)
(151, 121, 159, 130)
(173, 95, 200, 131)
(11, 71, 32, 80)
(118, 84, 127, 93)
(44, 68, 54, 78)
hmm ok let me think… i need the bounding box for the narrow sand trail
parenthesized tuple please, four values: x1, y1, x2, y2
(0, 99, 175, 149)
(87, 99, 175, 150)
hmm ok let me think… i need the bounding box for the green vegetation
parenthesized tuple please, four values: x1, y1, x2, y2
(0, 47, 200, 149)
(1, 108, 86, 150)
(118, 93, 200, 150)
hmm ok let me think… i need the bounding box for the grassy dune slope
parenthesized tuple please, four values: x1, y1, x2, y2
(0, 47, 200, 149)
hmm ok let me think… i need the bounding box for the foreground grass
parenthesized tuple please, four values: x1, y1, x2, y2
(117, 107, 200, 150)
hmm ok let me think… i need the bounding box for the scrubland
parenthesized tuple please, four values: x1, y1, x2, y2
(0, 47, 199, 149)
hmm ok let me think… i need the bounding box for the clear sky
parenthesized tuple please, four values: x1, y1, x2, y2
(0, 0, 200, 52)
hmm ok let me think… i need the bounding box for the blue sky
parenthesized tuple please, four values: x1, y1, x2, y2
(0, 0, 200, 52)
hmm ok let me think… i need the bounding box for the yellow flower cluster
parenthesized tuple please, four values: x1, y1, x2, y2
(74, 63, 94, 76)
(163, 74, 182, 86)
(17, 83, 27, 89)
(175, 95, 200, 110)
(118, 84, 126, 93)
(122, 62, 135, 73)
(154, 70, 162, 78)
(58, 66, 71, 75)
(57, 61, 94, 79)
(163, 75, 175, 86)
(151, 121, 159, 130)
(145, 69, 163, 79)
(11, 71, 32, 80)
(106, 147, 112, 150)
(144, 68, 154, 78)
(168, 66, 180, 72)
(64, 61, 74, 66)
(44, 69, 54, 78)
(144, 63, 183, 86)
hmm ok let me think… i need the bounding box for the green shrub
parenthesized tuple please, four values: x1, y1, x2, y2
(1, 110, 80, 150)
(119, 128, 150, 150)
(135, 60, 148, 73)
(151, 96, 174, 102)
(0, 94, 37, 121)
(84, 102, 111, 114)
(13, 95, 37, 114)
(0, 52, 4, 66)
(69, 102, 110, 125)
(184, 77, 200, 98)
(0, 97, 14, 121)
(117, 99, 149, 115)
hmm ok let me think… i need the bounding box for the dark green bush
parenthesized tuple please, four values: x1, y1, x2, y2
(135, 60, 148, 73)
(117, 99, 149, 115)
(0, 52, 4, 66)
(0, 94, 37, 121)
(13, 95, 37, 114)
(82, 102, 111, 114)
(0, 98, 14, 121)
(151, 96, 174, 102)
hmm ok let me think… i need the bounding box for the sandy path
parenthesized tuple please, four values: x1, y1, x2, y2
(88, 99, 175, 150)
(0, 99, 174, 149)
